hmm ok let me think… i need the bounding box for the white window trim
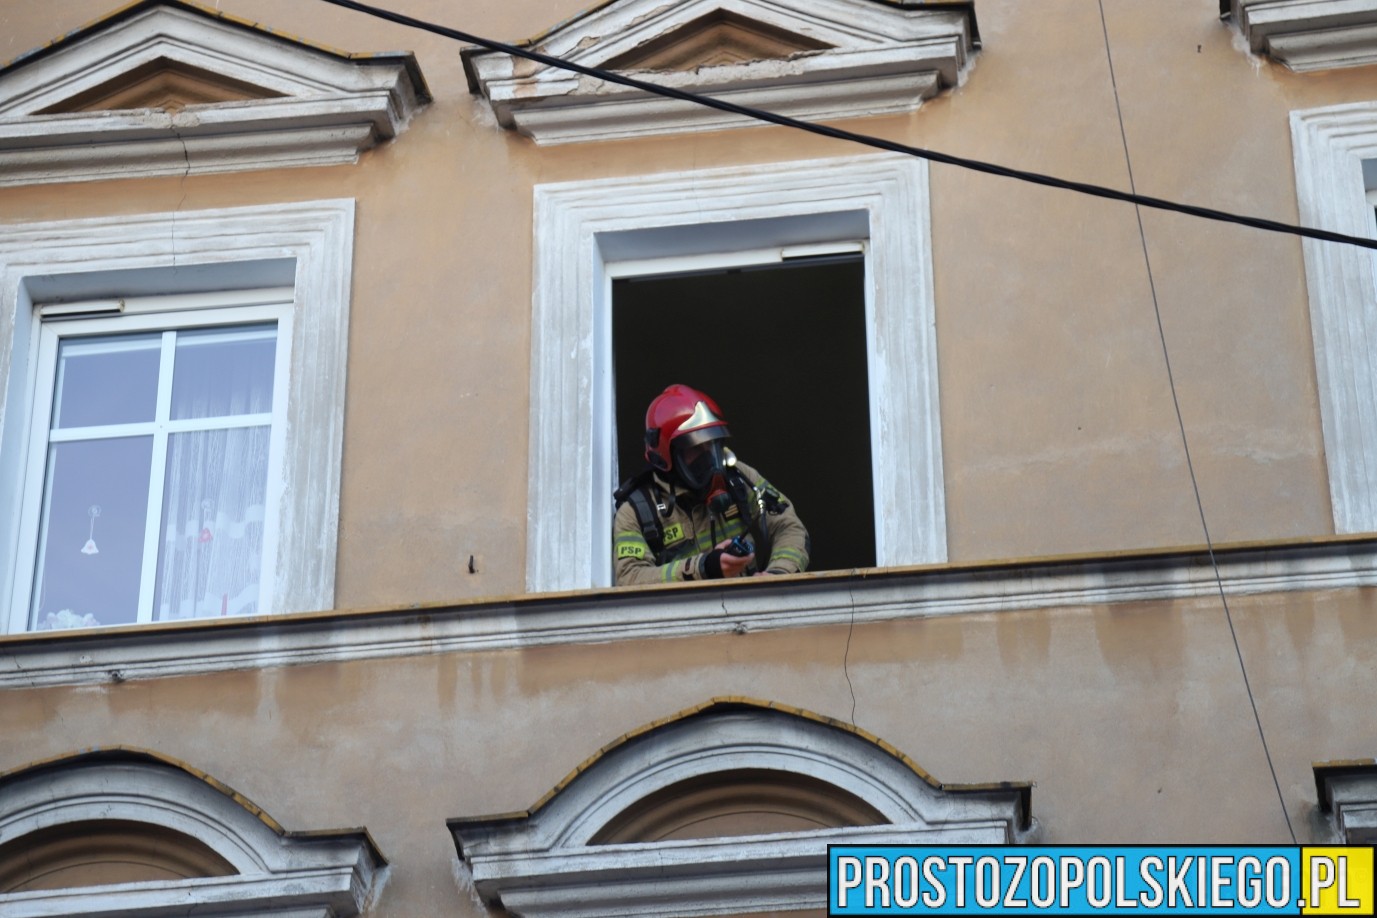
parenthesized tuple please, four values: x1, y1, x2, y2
(451, 700, 1031, 917)
(0, 200, 354, 627)
(7, 300, 292, 634)
(1292, 103, 1377, 534)
(528, 152, 946, 592)
(0, 750, 383, 917)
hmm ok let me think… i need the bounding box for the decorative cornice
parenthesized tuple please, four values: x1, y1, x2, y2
(1229, 0, 1377, 71)
(0, 1, 430, 186)
(462, 0, 976, 144)
(0, 750, 384, 918)
(459, 824, 1008, 918)
(1314, 760, 1377, 843)
(3, 535, 1377, 689)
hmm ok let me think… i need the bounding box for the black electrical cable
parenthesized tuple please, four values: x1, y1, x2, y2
(314, 0, 1377, 252)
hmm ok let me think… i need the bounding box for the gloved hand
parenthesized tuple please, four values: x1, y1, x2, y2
(702, 539, 755, 579)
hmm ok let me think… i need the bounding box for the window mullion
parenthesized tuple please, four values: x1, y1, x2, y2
(48, 422, 158, 443)
(49, 415, 274, 443)
(135, 331, 177, 625)
(163, 414, 273, 434)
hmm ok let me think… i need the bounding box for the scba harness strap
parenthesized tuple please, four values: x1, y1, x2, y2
(614, 469, 668, 562)
(615, 467, 787, 568)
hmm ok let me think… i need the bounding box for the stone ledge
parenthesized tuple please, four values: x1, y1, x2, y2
(3, 535, 1375, 689)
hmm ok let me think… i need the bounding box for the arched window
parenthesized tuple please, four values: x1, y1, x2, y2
(0, 748, 384, 917)
(450, 698, 1034, 917)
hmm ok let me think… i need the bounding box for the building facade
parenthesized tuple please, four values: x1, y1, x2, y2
(0, 0, 1375, 914)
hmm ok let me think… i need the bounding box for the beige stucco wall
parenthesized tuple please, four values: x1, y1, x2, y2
(2, 8, 1376, 915)
(0, 0, 1368, 608)
(0, 586, 1372, 912)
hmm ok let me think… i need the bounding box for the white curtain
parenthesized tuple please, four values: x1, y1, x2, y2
(153, 425, 270, 621)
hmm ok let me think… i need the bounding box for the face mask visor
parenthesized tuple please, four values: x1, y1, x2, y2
(673, 432, 729, 492)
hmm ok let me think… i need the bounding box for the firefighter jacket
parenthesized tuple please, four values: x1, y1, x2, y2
(613, 460, 809, 586)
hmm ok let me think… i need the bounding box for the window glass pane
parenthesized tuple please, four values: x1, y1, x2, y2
(170, 324, 276, 420)
(30, 437, 153, 630)
(153, 426, 270, 621)
(52, 334, 160, 429)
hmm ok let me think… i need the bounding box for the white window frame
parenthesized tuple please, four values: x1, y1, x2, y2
(528, 153, 946, 592)
(8, 297, 293, 633)
(0, 200, 355, 630)
(1292, 102, 1377, 534)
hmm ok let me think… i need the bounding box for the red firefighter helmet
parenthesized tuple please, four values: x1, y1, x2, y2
(644, 384, 730, 473)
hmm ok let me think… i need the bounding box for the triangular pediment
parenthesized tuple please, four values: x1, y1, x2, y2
(603, 10, 833, 72)
(0, 0, 430, 186)
(37, 58, 282, 115)
(463, 0, 978, 145)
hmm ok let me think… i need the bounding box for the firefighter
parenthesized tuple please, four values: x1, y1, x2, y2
(613, 384, 809, 585)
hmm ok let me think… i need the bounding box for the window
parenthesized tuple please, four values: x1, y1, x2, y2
(0, 200, 355, 632)
(528, 153, 946, 591)
(1291, 103, 1377, 533)
(10, 294, 290, 632)
(612, 250, 876, 571)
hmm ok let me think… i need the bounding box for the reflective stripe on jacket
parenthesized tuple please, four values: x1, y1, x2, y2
(613, 461, 809, 586)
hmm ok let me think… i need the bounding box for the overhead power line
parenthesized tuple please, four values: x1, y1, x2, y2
(315, 0, 1377, 252)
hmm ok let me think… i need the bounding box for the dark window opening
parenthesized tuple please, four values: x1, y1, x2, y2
(613, 255, 876, 572)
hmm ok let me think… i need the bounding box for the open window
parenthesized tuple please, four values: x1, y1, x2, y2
(528, 153, 947, 591)
(612, 249, 876, 572)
